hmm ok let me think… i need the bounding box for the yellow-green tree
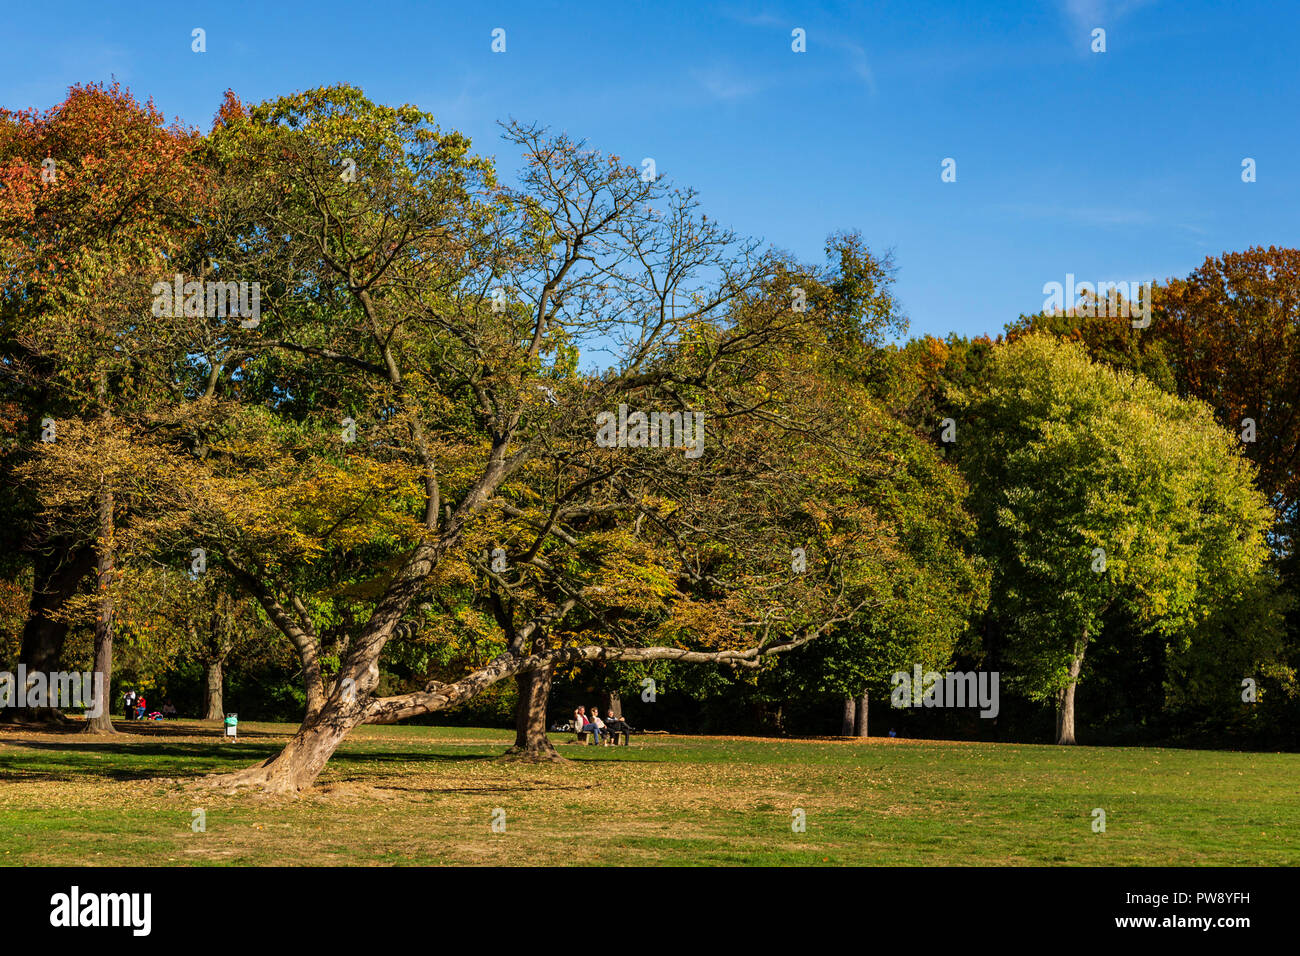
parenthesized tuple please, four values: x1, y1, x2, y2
(960, 334, 1272, 743)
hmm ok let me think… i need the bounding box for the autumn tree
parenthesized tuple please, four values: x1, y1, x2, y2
(0, 83, 209, 726)
(1151, 248, 1300, 519)
(82, 84, 899, 790)
(110, 567, 274, 721)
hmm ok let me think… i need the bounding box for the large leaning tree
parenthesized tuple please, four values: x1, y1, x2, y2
(958, 333, 1273, 744)
(80, 84, 913, 792)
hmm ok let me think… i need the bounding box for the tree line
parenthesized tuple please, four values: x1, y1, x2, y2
(1, 82, 1294, 791)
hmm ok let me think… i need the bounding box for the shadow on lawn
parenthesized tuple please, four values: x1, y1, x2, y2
(0, 740, 280, 781)
(0, 735, 663, 783)
(333, 750, 663, 765)
(370, 782, 598, 794)
(0, 720, 286, 739)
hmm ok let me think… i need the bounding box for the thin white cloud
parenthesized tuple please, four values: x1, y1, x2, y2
(719, 6, 877, 93)
(691, 66, 761, 101)
(996, 201, 1156, 227)
(720, 8, 784, 28)
(1059, 0, 1158, 34)
(820, 36, 877, 94)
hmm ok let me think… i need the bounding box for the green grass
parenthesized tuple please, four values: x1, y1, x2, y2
(0, 719, 1295, 865)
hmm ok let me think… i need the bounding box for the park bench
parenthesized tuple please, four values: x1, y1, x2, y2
(551, 720, 635, 745)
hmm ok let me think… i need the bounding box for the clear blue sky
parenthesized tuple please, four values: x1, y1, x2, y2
(3, 0, 1296, 341)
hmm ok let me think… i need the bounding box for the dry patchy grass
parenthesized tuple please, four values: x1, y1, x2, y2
(0, 720, 1295, 865)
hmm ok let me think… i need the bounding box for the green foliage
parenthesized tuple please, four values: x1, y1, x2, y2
(959, 333, 1275, 705)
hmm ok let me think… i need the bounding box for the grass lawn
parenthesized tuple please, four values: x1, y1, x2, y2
(0, 719, 1295, 866)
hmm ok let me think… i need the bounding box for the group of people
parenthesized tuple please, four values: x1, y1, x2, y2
(571, 705, 633, 746)
(122, 690, 177, 721)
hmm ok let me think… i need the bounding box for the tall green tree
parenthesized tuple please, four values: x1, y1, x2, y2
(959, 334, 1273, 743)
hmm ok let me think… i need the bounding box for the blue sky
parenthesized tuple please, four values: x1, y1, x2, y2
(2, 0, 1296, 340)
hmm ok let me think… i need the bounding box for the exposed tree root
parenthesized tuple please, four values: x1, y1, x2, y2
(194, 761, 304, 796)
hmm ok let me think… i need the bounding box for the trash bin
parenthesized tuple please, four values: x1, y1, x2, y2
(224, 713, 238, 739)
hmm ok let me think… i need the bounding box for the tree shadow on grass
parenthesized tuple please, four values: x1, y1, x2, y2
(369, 782, 598, 794)
(0, 720, 287, 739)
(0, 740, 283, 782)
(330, 751, 499, 763)
(0, 737, 668, 785)
(328, 750, 666, 766)
(114, 722, 286, 739)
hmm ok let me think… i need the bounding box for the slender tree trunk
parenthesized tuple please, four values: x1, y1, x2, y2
(504, 663, 562, 761)
(299, 639, 326, 723)
(227, 565, 326, 722)
(203, 660, 224, 721)
(840, 697, 855, 736)
(83, 481, 116, 734)
(1055, 640, 1087, 745)
(855, 691, 869, 738)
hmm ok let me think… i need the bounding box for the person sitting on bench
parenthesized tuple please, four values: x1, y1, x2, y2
(573, 705, 601, 744)
(591, 708, 609, 746)
(604, 713, 634, 745)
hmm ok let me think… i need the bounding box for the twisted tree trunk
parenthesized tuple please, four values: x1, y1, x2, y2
(205, 700, 367, 794)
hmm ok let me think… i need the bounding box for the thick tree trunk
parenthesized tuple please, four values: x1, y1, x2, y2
(601, 690, 623, 719)
(203, 700, 365, 794)
(203, 660, 224, 721)
(3, 541, 94, 724)
(504, 663, 562, 761)
(83, 483, 116, 735)
(840, 697, 855, 736)
(854, 691, 869, 738)
(1055, 642, 1086, 745)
